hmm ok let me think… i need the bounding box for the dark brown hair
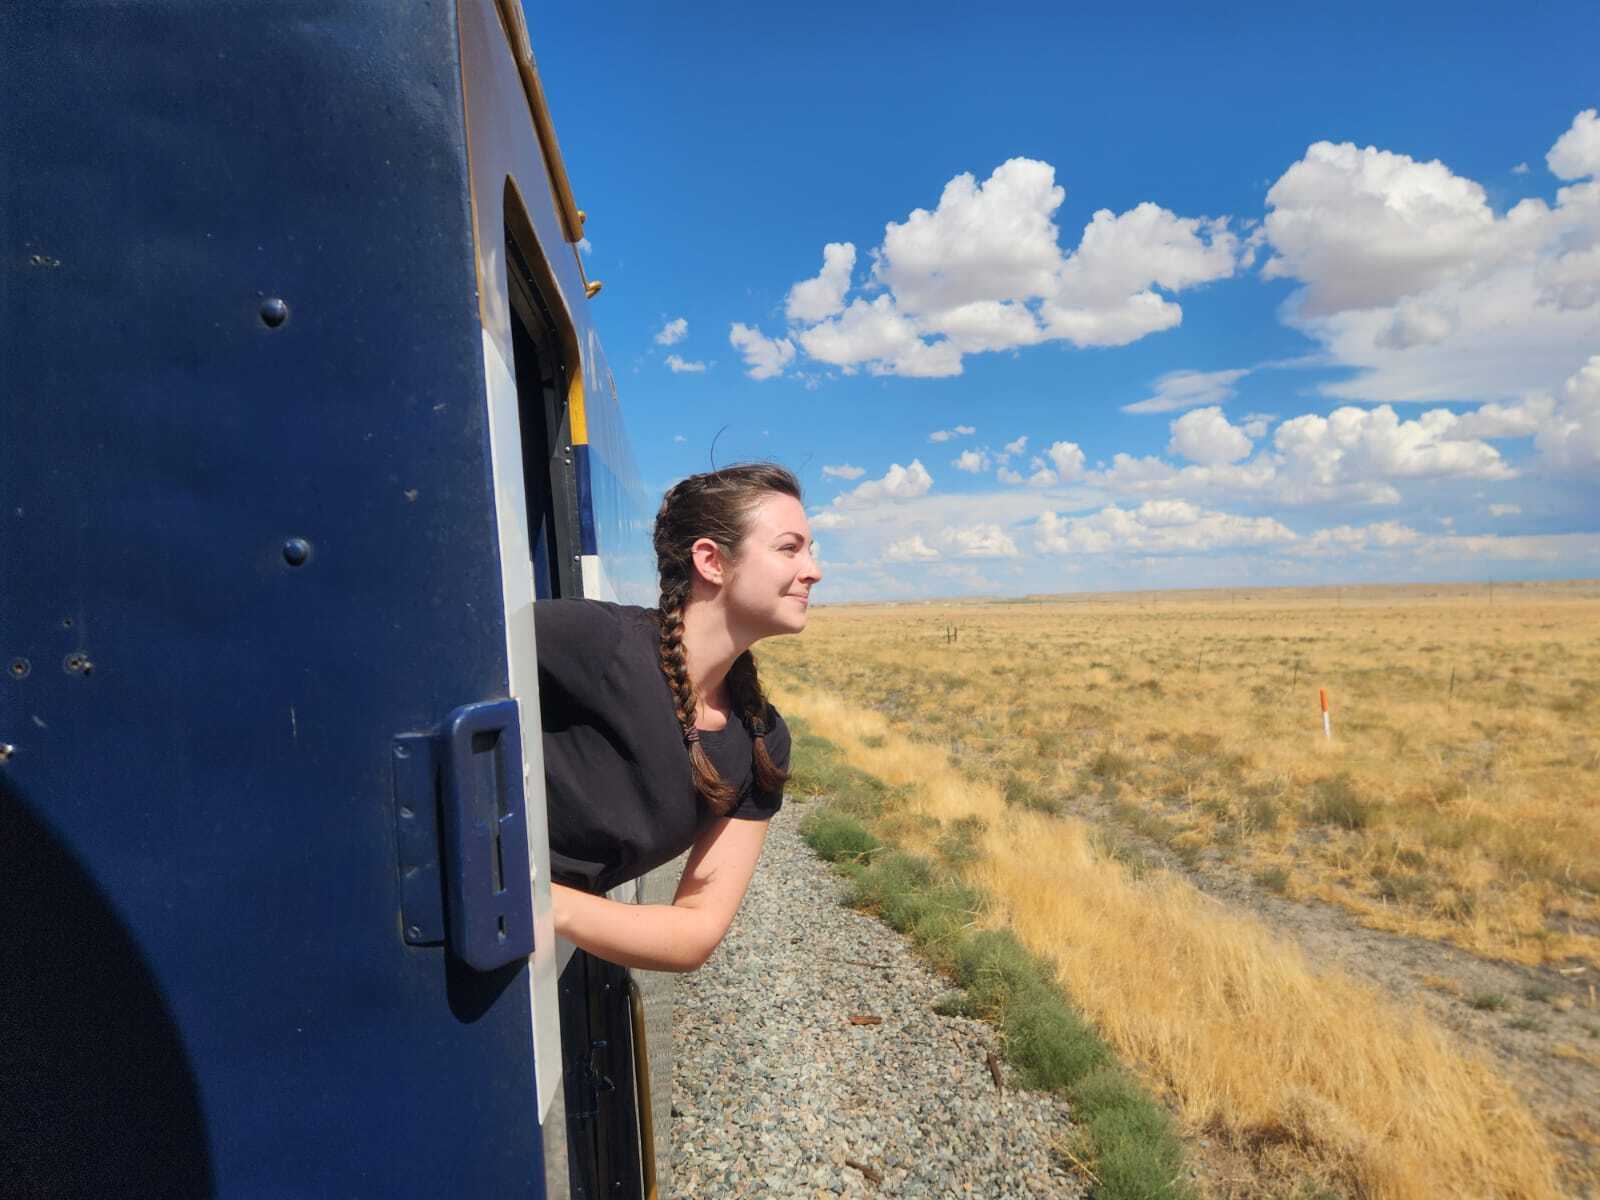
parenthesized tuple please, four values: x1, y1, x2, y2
(654, 463, 801, 815)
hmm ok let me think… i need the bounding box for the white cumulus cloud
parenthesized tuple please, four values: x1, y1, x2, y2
(1293, 521, 1422, 556)
(1035, 502, 1296, 556)
(728, 323, 796, 380)
(952, 449, 990, 473)
(1168, 407, 1254, 465)
(797, 294, 962, 378)
(884, 534, 941, 563)
(655, 317, 688, 346)
(835, 459, 934, 507)
(1047, 440, 1086, 480)
(1042, 205, 1240, 347)
(786, 242, 857, 323)
(821, 464, 866, 481)
(1260, 112, 1600, 406)
(874, 157, 1067, 315)
(1536, 354, 1600, 471)
(664, 354, 706, 374)
(1085, 399, 1518, 508)
(1548, 109, 1600, 181)
(740, 157, 1241, 379)
(941, 524, 1021, 558)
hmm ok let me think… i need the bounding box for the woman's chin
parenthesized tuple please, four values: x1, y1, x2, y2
(773, 607, 809, 635)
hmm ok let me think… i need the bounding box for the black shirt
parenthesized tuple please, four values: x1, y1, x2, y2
(534, 599, 789, 893)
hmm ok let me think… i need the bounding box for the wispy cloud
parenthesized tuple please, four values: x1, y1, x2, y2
(1121, 367, 1250, 414)
(822, 463, 866, 480)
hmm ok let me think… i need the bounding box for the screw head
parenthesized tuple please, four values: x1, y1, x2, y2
(282, 538, 311, 566)
(259, 297, 290, 328)
(8, 659, 28, 679)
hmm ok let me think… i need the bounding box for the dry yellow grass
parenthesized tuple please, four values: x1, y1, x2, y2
(772, 681, 1568, 1199)
(761, 580, 1600, 969)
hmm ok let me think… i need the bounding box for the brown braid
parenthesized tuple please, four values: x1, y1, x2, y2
(656, 574, 735, 813)
(727, 651, 788, 795)
(651, 463, 803, 815)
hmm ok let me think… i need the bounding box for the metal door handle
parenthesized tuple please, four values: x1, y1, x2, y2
(438, 699, 534, 971)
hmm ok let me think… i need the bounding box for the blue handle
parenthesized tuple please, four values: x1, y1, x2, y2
(439, 699, 534, 971)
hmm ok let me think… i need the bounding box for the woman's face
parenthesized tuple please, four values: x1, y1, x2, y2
(723, 492, 822, 639)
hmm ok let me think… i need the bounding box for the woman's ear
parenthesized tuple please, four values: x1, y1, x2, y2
(690, 537, 727, 586)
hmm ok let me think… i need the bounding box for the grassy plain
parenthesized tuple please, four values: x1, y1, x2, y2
(764, 581, 1600, 969)
(757, 580, 1600, 1198)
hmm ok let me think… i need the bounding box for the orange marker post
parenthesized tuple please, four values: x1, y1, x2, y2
(1320, 687, 1332, 741)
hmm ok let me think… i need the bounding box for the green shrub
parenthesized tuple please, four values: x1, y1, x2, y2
(936, 815, 987, 868)
(953, 929, 1045, 1018)
(848, 852, 980, 970)
(1075, 1066, 1195, 1200)
(1004, 988, 1108, 1091)
(799, 809, 879, 864)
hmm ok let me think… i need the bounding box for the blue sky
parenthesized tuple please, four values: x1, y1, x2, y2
(534, 1, 1600, 599)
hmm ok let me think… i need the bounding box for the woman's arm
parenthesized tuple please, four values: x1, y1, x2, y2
(549, 815, 770, 973)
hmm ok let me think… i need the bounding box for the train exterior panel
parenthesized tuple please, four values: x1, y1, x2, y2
(2, 3, 662, 1196)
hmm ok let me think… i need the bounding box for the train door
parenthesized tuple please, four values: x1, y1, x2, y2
(502, 170, 650, 1200)
(1, 5, 551, 1196)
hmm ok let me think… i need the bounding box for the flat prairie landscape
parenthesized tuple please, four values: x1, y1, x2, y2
(759, 580, 1600, 1198)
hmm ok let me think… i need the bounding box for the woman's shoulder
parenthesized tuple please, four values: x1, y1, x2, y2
(534, 598, 657, 637)
(534, 599, 660, 681)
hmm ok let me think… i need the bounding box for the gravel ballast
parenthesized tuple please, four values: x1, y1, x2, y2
(669, 797, 1085, 1199)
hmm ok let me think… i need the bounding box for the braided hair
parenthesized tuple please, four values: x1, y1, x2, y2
(653, 463, 799, 815)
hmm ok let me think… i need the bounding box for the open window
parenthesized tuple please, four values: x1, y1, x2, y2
(505, 192, 582, 600)
(504, 183, 651, 1199)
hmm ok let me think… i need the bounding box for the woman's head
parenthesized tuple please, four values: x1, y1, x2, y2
(652, 463, 818, 814)
(652, 463, 820, 640)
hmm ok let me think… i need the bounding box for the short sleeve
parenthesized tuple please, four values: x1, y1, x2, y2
(728, 706, 790, 821)
(533, 599, 623, 704)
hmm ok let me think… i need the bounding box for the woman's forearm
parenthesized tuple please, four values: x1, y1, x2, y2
(549, 882, 715, 972)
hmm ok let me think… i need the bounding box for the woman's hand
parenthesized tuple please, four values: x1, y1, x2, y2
(547, 817, 769, 972)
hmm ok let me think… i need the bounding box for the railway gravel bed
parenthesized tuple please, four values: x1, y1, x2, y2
(669, 796, 1084, 1200)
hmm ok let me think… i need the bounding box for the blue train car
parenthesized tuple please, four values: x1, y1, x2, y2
(1, 3, 667, 1196)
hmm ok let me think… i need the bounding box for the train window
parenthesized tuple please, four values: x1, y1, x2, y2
(505, 199, 582, 600)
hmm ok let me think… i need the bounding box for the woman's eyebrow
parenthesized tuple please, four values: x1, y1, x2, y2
(773, 530, 809, 542)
